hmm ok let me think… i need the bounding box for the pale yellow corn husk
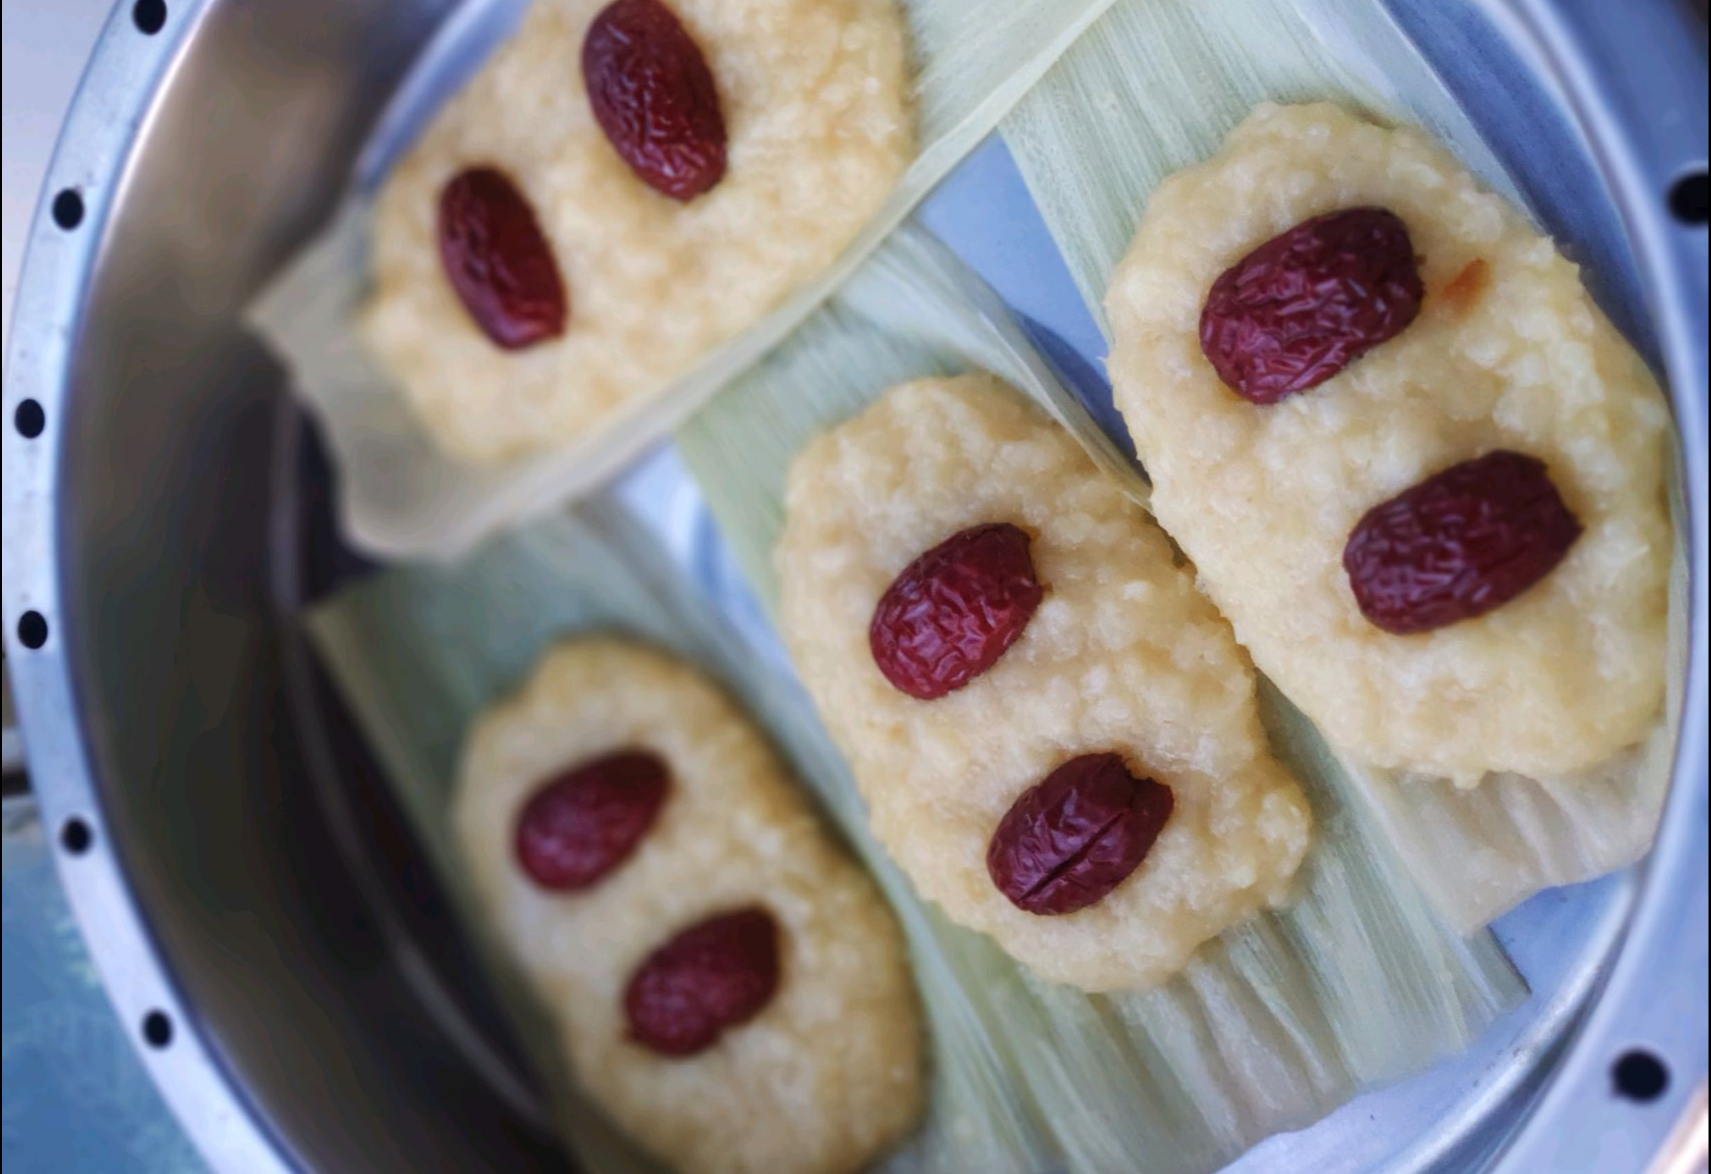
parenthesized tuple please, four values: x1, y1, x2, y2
(249, 0, 1120, 560)
(996, 0, 1688, 933)
(310, 500, 1051, 1174)
(672, 224, 1525, 1172)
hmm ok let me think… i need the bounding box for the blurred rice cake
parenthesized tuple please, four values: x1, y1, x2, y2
(364, 0, 914, 462)
(453, 638, 923, 1174)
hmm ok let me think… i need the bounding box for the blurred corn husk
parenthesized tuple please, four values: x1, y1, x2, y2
(250, 0, 1121, 561)
(309, 219, 1531, 1166)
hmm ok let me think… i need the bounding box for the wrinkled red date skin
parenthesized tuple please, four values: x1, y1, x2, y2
(1200, 206, 1424, 404)
(1343, 450, 1583, 635)
(624, 907, 780, 1056)
(986, 753, 1175, 916)
(438, 167, 568, 349)
(869, 523, 1045, 700)
(514, 749, 669, 890)
(583, 0, 727, 201)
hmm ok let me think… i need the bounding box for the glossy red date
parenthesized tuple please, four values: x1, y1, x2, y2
(583, 0, 727, 201)
(1343, 449, 1582, 635)
(986, 753, 1174, 916)
(869, 522, 1044, 700)
(624, 907, 780, 1056)
(438, 166, 568, 350)
(1199, 206, 1424, 404)
(513, 749, 668, 891)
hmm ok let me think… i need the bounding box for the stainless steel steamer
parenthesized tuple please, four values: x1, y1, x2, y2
(2, 1, 1706, 1171)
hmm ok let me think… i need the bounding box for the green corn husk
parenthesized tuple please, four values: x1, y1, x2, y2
(248, 0, 1120, 561)
(996, 0, 1689, 933)
(307, 508, 683, 1174)
(309, 499, 1055, 1174)
(307, 229, 1528, 1174)
(1000, 0, 1520, 339)
(673, 223, 1525, 1173)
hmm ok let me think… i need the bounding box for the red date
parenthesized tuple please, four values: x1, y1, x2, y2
(624, 907, 780, 1056)
(513, 749, 668, 891)
(986, 753, 1174, 916)
(438, 166, 568, 350)
(1200, 206, 1424, 404)
(869, 523, 1044, 700)
(1343, 450, 1582, 635)
(583, 0, 727, 201)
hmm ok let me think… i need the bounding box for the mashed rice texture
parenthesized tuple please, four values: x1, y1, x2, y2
(1105, 102, 1671, 787)
(454, 639, 922, 1174)
(777, 375, 1312, 992)
(365, 0, 913, 462)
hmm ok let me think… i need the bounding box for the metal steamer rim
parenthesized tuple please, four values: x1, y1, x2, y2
(1, 1, 1705, 1172)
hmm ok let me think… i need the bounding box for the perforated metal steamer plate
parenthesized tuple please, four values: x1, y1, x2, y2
(1, 0, 1704, 1172)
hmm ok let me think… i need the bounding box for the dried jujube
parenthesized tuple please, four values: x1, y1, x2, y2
(987, 753, 1175, 916)
(1343, 449, 1583, 635)
(438, 166, 568, 349)
(583, 0, 727, 201)
(624, 907, 781, 1056)
(514, 749, 668, 890)
(1199, 206, 1424, 404)
(869, 522, 1044, 700)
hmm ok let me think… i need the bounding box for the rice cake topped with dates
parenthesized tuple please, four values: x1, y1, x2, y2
(776, 375, 1312, 993)
(453, 639, 923, 1174)
(364, 0, 913, 463)
(1105, 102, 1672, 788)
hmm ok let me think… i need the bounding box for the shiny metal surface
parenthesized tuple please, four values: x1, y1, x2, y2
(1, 0, 111, 349)
(3, 1, 568, 1170)
(2, 1, 1705, 1172)
(1460, 1, 1710, 1169)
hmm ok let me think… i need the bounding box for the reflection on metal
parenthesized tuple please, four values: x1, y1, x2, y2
(1642, 1084, 1709, 1174)
(0, 1, 1704, 1173)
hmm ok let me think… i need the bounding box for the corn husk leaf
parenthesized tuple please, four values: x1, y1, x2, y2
(308, 498, 1057, 1174)
(673, 223, 1525, 1172)
(995, 0, 1688, 933)
(248, 0, 1120, 561)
